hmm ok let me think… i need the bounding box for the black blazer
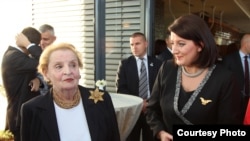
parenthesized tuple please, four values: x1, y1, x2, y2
(20, 85, 120, 141)
(146, 61, 242, 136)
(1, 45, 42, 134)
(222, 51, 248, 121)
(115, 55, 162, 96)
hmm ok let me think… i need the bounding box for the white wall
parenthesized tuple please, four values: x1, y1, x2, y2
(0, 0, 32, 130)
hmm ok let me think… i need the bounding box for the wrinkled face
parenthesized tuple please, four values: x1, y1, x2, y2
(130, 36, 147, 58)
(40, 31, 56, 50)
(45, 49, 81, 91)
(171, 32, 202, 66)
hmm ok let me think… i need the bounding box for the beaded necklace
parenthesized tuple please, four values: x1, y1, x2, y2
(53, 88, 81, 109)
(182, 66, 205, 78)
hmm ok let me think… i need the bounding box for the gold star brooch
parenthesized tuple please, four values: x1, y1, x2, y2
(89, 88, 104, 104)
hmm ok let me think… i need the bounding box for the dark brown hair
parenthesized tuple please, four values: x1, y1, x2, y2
(168, 14, 218, 68)
(22, 27, 41, 45)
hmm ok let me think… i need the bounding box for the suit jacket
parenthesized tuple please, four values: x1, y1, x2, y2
(156, 48, 173, 62)
(20, 85, 120, 141)
(116, 55, 162, 97)
(1, 45, 42, 135)
(222, 51, 248, 121)
(146, 61, 242, 137)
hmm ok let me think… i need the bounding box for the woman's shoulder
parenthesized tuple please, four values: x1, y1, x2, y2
(214, 63, 233, 74)
(22, 94, 50, 109)
(212, 63, 236, 80)
(160, 59, 177, 72)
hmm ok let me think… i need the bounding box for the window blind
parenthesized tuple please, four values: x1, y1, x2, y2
(32, 0, 144, 93)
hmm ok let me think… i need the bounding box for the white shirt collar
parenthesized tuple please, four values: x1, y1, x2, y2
(135, 54, 147, 61)
(239, 50, 248, 59)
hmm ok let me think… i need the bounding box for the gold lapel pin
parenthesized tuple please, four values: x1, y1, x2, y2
(89, 88, 104, 104)
(200, 97, 212, 105)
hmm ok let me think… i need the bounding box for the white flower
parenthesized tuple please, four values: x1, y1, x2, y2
(95, 79, 107, 88)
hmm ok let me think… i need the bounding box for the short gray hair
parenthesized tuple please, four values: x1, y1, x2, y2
(39, 24, 55, 35)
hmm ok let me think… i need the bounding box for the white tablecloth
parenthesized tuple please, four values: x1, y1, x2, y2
(110, 93, 143, 141)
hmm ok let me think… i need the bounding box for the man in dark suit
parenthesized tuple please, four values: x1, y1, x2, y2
(1, 27, 42, 141)
(16, 24, 57, 95)
(222, 33, 250, 123)
(156, 32, 173, 62)
(116, 32, 162, 141)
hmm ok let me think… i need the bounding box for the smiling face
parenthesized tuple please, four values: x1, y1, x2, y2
(171, 32, 202, 67)
(44, 49, 81, 91)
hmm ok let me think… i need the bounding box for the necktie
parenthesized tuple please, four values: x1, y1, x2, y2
(139, 58, 148, 99)
(244, 55, 249, 96)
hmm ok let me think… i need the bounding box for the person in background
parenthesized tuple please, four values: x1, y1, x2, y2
(154, 39, 167, 57)
(16, 24, 56, 51)
(146, 14, 241, 141)
(37, 24, 56, 94)
(20, 43, 120, 141)
(156, 32, 173, 62)
(16, 24, 56, 95)
(116, 32, 162, 141)
(222, 33, 250, 123)
(39, 24, 56, 50)
(225, 42, 239, 55)
(1, 27, 42, 141)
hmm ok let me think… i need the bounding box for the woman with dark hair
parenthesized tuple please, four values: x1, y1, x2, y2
(146, 14, 241, 141)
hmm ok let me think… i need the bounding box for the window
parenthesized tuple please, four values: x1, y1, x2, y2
(105, 0, 144, 92)
(32, 0, 145, 93)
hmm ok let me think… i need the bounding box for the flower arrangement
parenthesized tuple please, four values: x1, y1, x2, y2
(0, 130, 14, 141)
(95, 79, 107, 90)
